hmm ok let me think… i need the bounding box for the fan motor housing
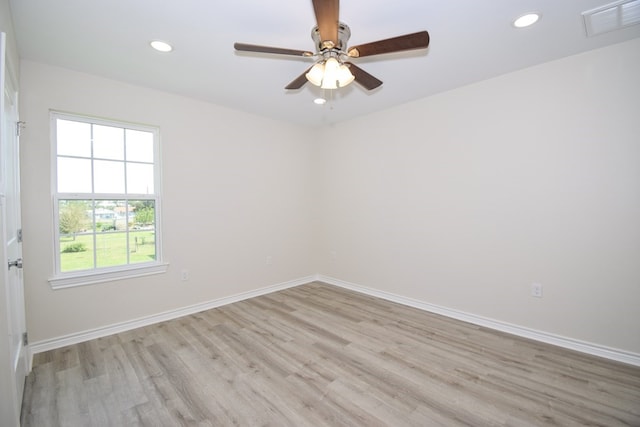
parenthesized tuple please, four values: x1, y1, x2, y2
(311, 22, 351, 52)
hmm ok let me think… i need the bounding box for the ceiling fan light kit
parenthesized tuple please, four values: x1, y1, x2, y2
(306, 57, 355, 89)
(234, 0, 430, 93)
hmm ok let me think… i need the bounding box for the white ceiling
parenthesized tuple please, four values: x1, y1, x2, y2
(8, 0, 640, 127)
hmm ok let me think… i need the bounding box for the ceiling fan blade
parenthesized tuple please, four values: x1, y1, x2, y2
(312, 0, 339, 47)
(347, 63, 382, 90)
(347, 31, 430, 58)
(285, 67, 312, 90)
(234, 43, 314, 57)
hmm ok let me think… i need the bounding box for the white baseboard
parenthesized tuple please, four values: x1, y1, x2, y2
(29, 273, 640, 370)
(28, 275, 315, 366)
(317, 275, 640, 367)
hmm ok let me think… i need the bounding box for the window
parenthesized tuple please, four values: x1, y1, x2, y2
(50, 112, 166, 288)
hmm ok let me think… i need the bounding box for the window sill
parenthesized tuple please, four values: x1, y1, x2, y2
(49, 262, 169, 290)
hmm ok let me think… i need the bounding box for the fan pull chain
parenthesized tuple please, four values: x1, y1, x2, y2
(328, 88, 335, 110)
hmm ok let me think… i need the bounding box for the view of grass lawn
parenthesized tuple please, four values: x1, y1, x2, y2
(60, 230, 156, 272)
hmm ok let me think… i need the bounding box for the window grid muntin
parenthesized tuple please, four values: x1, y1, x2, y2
(56, 124, 155, 196)
(55, 194, 158, 273)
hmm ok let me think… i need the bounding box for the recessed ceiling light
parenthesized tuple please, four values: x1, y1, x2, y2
(150, 40, 173, 52)
(513, 13, 541, 28)
(313, 98, 327, 105)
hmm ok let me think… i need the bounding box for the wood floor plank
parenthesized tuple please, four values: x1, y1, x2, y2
(21, 282, 640, 426)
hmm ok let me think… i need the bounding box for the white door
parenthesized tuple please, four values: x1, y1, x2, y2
(0, 32, 27, 426)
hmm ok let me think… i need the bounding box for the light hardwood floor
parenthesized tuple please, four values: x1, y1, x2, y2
(21, 282, 640, 426)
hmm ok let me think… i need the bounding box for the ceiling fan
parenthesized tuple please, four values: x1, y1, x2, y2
(234, 0, 430, 91)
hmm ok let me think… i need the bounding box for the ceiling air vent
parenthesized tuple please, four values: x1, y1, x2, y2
(583, 0, 640, 37)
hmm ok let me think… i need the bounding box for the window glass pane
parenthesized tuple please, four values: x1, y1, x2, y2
(94, 160, 125, 193)
(129, 231, 156, 264)
(127, 163, 154, 194)
(130, 200, 155, 228)
(93, 124, 124, 160)
(58, 200, 91, 235)
(57, 157, 92, 193)
(93, 200, 117, 232)
(126, 129, 154, 162)
(57, 119, 91, 157)
(113, 200, 135, 230)
(60, 232, 94, 272)
(96, 232, 128, 268)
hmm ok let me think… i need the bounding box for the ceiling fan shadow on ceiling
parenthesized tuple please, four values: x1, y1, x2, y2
(233, 0, 430, 92)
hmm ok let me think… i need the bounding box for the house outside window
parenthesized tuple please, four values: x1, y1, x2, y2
(50, 112, 167, 288)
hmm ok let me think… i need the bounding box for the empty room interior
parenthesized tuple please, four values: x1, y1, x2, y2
(1, 0, 640, 425)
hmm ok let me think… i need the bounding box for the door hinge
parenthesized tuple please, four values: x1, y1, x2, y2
(16, 121, 26, 137)
(22, 332, 28, 346)
(17, 228, 22, 243)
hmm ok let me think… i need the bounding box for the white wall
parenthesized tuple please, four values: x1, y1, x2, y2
(18, 38, 640, 357)
(316, 38, 640, 354)
(19, 61, 315, 343)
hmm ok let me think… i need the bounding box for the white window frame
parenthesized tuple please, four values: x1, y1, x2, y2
(49, 111, 167, 289)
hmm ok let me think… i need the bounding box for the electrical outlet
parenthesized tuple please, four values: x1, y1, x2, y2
(330, 250, 337, 260)
(531, 282, 543, 298)
(181, 269, 189, 281)
(266, 256, 272, 266)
